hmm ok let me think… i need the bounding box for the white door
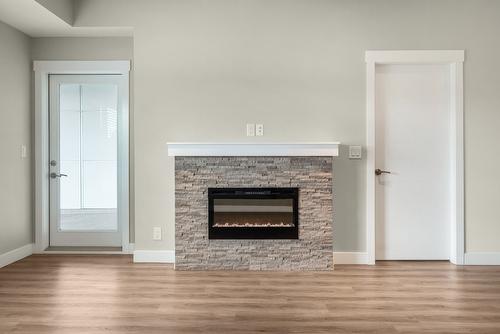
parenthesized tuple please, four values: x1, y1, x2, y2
(375, 64, 451, 260)
(49, 75, 128, 247)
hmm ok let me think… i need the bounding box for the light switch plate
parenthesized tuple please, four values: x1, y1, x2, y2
(153, 227, 162, 240)
(256, 124, 264, 136)
(21, 145, 27, 159)
(349, 145, 362, 159)
(246, 123, 255, 136)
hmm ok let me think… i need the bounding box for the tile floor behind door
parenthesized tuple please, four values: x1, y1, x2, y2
(59, 208, 117, 231)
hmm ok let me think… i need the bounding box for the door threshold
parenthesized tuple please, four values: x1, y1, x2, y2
(42, 246, 126, 255)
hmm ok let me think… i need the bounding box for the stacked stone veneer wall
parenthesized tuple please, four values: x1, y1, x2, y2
(175, 156, 333, 270)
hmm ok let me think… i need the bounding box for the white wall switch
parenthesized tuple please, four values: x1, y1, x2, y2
(349, 145, 362, 159)
(256, 124, 264, 136)
(21, 144, 27, 159)
(153, 227, 162, 240)
(246, 123, 255, 136)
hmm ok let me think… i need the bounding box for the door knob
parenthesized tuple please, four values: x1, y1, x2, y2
(50, 172, 68, 179)
(375, 169, 391, 176)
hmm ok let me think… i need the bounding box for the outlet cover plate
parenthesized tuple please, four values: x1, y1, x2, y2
(153, 227, 162, 240)
(246, 124, 255, 136)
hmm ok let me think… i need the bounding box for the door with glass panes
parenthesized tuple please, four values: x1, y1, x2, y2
(49, 75, 127, 247)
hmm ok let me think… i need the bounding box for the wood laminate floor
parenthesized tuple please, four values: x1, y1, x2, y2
(1, 255, 500, 334)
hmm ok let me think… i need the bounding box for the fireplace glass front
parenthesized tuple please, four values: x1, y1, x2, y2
(208, 188, 299, 239)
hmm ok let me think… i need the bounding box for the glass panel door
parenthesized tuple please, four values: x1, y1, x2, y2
(49, 75, 127, 247)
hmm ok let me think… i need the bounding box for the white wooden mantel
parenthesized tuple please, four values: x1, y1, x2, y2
(167, 142, 340, 157)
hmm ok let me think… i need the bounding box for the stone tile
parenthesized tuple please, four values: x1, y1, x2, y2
(175, 156, 333, 270)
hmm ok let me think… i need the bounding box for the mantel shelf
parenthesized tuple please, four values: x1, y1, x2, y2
(167, 142, 340, 157)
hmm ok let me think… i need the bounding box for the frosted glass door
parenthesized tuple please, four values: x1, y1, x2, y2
(49, 75, 127, 247)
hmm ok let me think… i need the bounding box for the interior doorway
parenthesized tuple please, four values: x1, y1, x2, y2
(34, 61, 130, 252)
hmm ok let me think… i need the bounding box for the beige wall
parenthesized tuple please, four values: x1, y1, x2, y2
(0, 21, 32, 255)
(31, 36, 135, 242)
(69, 0, 500, 253)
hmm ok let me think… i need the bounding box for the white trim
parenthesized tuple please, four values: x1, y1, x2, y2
(464, 253, 500, 266)
(333, 252, 368, 265)
(365, 50, 464, 64)
(34, 67, 50, 253)
(365, 50, 465, 265)
(118, 73, 131, 253)
(0, 244, 33, 268)
(167, 142, 340, 157)
(133, 250, 175, 263)
(34, 61, 131, 253)
(450, 61, 465, 265)
(122, 243, 135, 254)
(365, 60, 376, 265)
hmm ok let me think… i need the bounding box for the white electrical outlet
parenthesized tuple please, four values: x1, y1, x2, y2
(256, 124, 264, 136)
(153, 227, 162, 240)
(348, 145, 362, 159)
(246, 123, 255, 136)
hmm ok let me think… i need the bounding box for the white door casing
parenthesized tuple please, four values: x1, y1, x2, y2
(365, 51, 464, 265)
(34, 61, 131, 252)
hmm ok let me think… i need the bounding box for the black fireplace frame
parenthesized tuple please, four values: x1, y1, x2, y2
(208, 187, 299, 240)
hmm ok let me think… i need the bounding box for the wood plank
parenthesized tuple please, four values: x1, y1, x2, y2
(0, 255, 499, 333)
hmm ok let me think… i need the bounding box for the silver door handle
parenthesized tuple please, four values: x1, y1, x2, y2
(50, 172, 68, 179)
(375, 169, 391, 176)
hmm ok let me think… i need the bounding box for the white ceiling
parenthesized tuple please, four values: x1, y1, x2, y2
(0, 0, 132, 37)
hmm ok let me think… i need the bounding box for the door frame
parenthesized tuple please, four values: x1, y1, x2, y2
(365, 50, 465, 265)
(33, 61, 132, 253)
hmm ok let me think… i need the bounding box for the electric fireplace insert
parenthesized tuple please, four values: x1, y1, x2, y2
(208, 187, 299, 239)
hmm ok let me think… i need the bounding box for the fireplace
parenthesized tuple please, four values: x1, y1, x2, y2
(208, 188, 299, 239)
(174, 153, 334, 270)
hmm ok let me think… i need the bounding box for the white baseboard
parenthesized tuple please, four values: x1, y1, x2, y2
(0, 244, 33, 268)
(334, 252, 368, 264)
(133, 250, 175, 263)
(464, 252, 500, 265)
